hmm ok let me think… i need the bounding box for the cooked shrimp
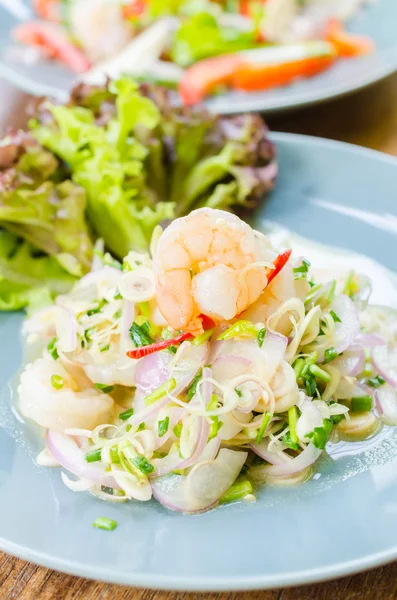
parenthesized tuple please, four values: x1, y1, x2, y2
(19, 358, 114, 431)
(69, 0, 131, 63)
(153, 208, 276, 334)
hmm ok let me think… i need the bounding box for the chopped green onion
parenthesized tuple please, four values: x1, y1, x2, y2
(351, 395, 372, 412)
(324, 347, 338, 364)
(50, 374, 64, 389)
(235, 388, 243, 397)
(193, 328, 214, 346)
(119, 408, 134, 421)
(94, 383, 114, 394)
(85, 448, 102, 463)
(209, 417, 223, 440)
(257, 328, 266, 348)
(110, 447, 120, 464)
(305, 375, 317, 397)
(47, 337, 59, 360)
(137, 423, 145, 431)
(217, 320, 257, 341)
(293, 358, 305, 380)
(144, 377, 176, 406)
(282, 430, 299, 450)
(307, 418, 333, 450)
(158, 417, 170, 438)
(187, 369, 202, 401)
(288, 406, 299, 446)
(113, 310, 122, 320)
(173, 423, 182, 438)
(167, 345, 178, 354)
(138, 301, 150, 318)
(101, 486, 114, 495)
(219, 479, 253, 504)
(93, 517, 117, 531)
(309, 364, 331, 382)
(293, 258, 310, 280)
(131, 455, 154, 475)
(256, 411, 272, 443)
(126, 424, 132, 432)
(129, 322, 155, 348)
(100, 344, 110, 353)
(87, 299, 107, 316)
(301, 351, 319, 378)
(330, 310, 341, 323)
(304, 283, 322, 305)
(367, 375, 385, 388)
(330, 413, 344, 425)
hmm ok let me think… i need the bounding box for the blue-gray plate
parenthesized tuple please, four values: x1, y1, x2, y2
(1, 1, 397, 113)
(1, 133, 397, 591)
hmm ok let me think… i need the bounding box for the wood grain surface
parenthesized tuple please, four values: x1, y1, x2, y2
(1, 73, 397, 599)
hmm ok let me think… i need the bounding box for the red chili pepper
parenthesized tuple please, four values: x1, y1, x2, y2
(126, 314, 215, 360)
(325, 18, 375, 58)
(265, 249, 292, 285)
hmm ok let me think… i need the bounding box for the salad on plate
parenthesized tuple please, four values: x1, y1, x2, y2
(11, 0, 375, 104)
(18, 206, 397, 514)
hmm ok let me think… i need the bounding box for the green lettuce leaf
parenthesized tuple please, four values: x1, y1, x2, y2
(0, 135, 93, 276)
(0, 231, 75, 311)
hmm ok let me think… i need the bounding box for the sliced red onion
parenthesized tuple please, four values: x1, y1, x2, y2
(261, 443, 322, 477)
(332, 344, 365, 377)
(46, 431, 118, 489)
(375, 386, 397, 426)
(152, 416, 209, 476)
(372, 346, 397, 389)
(212, 355, 252, 383)
(355, 333, 386, 348)
(151, 449, 247, 513)
(55, 306, 77, 353)
(250, 439, 288, 466)
(135, 351, 173, 394)
(329, 295, 360, 357)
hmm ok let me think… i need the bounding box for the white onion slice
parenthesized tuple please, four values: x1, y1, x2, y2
(260, 443, 322, 477)
(296, 400, 323, 442)
(118, 268, 155, 302)
(151, 449, 247, 513)
(46, 431, 118, 489)
(329, 295, 360, 358)
(372, 346, 397, 389)
(375, 386, 397, 426)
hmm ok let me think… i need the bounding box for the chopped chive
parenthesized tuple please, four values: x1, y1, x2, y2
(173, 423, 182, 438)
(257, 328, 266, 348)
(94, 383, 114, 394)
(158, 416, 170, 438)
(351, 395, 372, 412)
(137, 423, 145, 431)
(50, 374, 64, 389)
(309, 364, 331, 382)
(367, 375, 385, 388)
(305, 375, 317, 397)
(256, 411, 272, 443)
(167, 345, 178, 354)
(119, 408, 134, 421)
(217, 320, 257, 340)
(85, 448, 102, 463)
(293, 358, 305, 380)
(144, 377, 176, 406)
(192, 328, 214, 346)
(101, 486, 114, 495)
(288, 406, 299, 446)
(110, 447, 120, 464)
(93, 517, 117, 531)
(293, 258, 311, 280)
(47, 337, 59, 360)
(100, 344, 110, 353)
(235, 388, 243, 397)
(131, 455, 154, 475)
(301, 351, 319, 378)
(126, 424, 132, 432)
(219, 479, 253, 504)
(324, 347, 338, 364)
(330, 310, 341, 323)
(187, 369, 202, 401)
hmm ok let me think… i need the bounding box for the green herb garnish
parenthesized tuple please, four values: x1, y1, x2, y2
(158, 417, 170, 438)
(94, 383, 114, 394)
(293, 258, 310, 280)
(129, 321, 155, 347)
(93, 517, 117, 531)
(119, 408, 134, 421)
(131, 455, 154, 475)
(50, 374, 64, 389)
(351, 395, 372, 412)
(307, 418, 333, 450)
(257, 327, 266, 348)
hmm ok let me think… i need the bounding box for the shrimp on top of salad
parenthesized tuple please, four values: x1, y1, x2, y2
(18, 207, 397, 514)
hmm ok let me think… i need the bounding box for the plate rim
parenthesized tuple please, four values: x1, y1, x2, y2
(1, 133, 397, 590)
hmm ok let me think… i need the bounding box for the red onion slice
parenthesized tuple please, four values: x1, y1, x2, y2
(329, 295, 360, 358)
(151, 449, 247, 513)
(260, 443, 322, 477)
(355, 333, 386, 348)
(250, 438, 288, 466)
(375, 386, 397, 426)
(212, 355, 252, 383)
(332, 344, 365, 377)
(153, 407, 186, 449)
(135, 352, 172, 395)
(46, 431, 118, 489)
(372, 346, 397, 389)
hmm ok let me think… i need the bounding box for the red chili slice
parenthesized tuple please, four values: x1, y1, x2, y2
(265, 249, 292, 284)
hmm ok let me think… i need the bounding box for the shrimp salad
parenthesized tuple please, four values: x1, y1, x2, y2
(19, 208, 397, 514)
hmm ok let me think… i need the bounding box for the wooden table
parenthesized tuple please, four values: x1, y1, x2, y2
(1, 74, 397, 599)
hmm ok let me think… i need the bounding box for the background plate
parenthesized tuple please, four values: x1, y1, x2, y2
(1, 134, 397, 591)
(1, 1, 397, 113)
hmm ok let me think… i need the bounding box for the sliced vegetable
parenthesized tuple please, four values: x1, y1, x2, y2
(325, 18, 375, 58)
